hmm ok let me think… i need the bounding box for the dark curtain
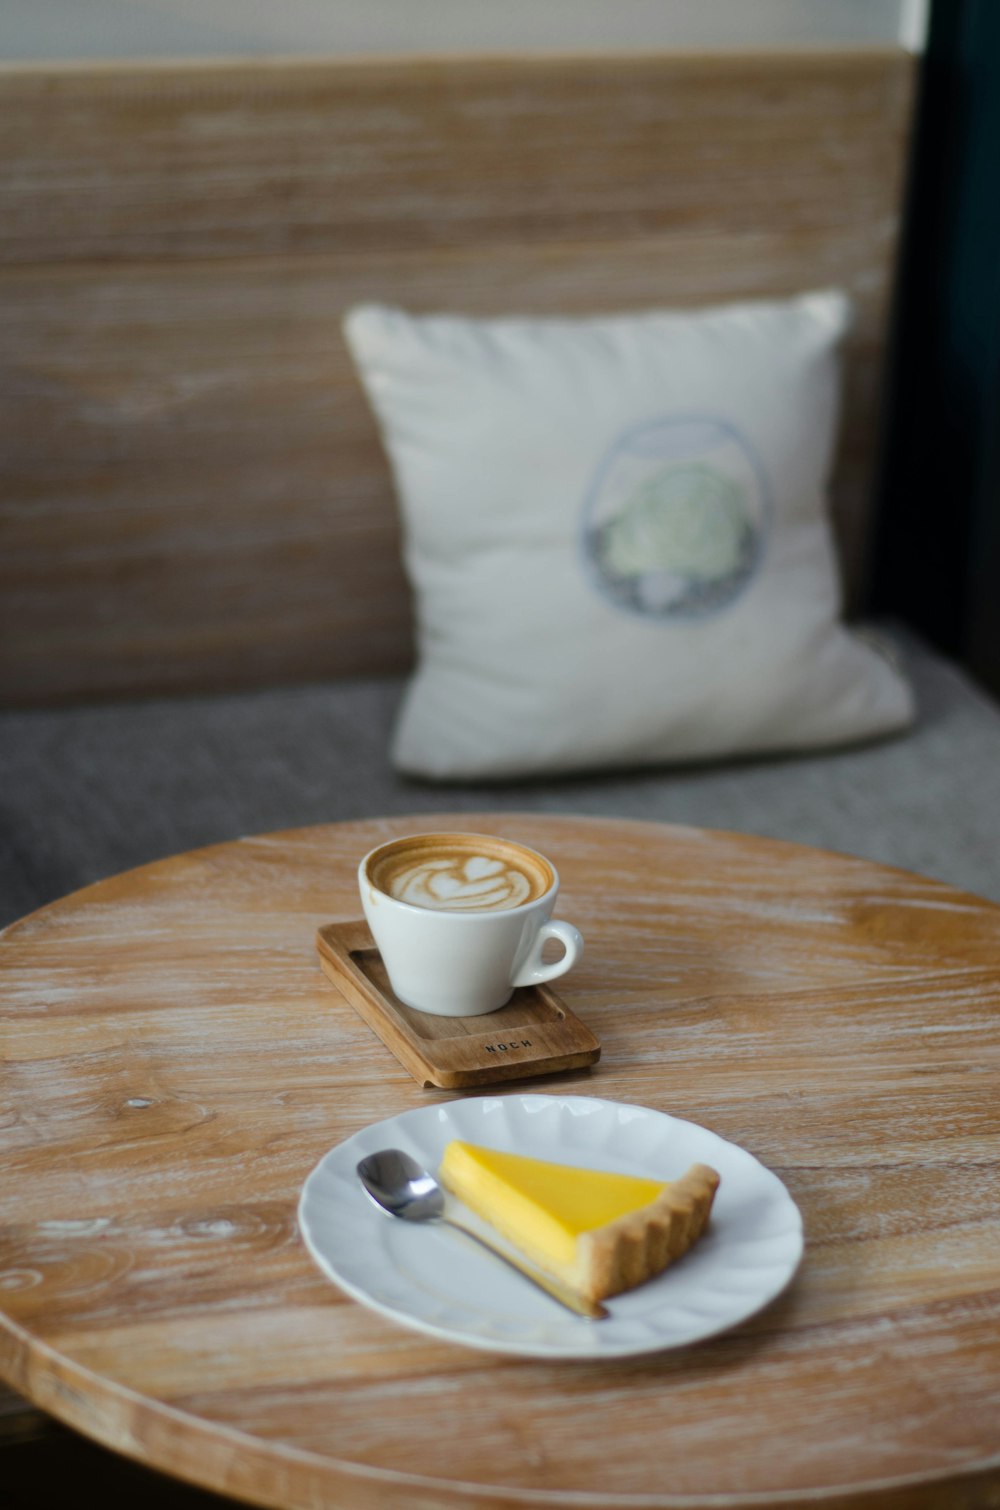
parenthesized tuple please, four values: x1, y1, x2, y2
(870, 0, 1000, 696)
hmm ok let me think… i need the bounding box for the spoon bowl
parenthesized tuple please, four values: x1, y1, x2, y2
(357, 1148, 445, 1221)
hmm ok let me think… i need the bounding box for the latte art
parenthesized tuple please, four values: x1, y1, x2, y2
(368, 835, 552, 914)
(392, 854, 532, 912)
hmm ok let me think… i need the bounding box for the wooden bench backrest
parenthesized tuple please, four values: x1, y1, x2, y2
(0, 50, 915, 704)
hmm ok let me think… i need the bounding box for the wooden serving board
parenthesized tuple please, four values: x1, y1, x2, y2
(315, 919, 601, 1088)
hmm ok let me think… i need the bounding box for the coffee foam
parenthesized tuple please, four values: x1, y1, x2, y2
(368, 835, 551, 913)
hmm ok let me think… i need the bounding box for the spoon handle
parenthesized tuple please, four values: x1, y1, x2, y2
(443, 1213, 608, 1320)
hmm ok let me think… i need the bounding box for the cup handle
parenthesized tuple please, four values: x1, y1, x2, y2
(511, 920, 584, 990)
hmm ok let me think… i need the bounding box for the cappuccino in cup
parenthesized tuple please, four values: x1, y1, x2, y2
(367, 833, 552, 914)
(359, 832, 583, 1016)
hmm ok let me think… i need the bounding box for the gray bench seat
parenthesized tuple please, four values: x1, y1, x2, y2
(3, 624, 1000, 933)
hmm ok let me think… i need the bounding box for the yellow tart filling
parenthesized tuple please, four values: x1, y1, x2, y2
(439, 1140, 720, 1302)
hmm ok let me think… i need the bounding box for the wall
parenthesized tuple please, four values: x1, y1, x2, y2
(3, 0, 928, 61)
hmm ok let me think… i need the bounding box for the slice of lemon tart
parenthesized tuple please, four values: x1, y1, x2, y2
(439, 1140, 720, 1302)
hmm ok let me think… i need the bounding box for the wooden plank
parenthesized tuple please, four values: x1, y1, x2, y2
(0, 52, 916, 703)
(0, 52, 915, 266)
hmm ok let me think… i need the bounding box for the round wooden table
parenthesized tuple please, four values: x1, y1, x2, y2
(3, 813, 1000, 1509)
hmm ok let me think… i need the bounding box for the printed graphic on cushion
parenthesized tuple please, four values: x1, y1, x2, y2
(581, 417, 770, 617)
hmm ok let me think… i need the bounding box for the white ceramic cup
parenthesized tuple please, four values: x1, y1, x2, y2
(358, 832, 584, 1017)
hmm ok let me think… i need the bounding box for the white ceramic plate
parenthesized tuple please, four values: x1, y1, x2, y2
(297, 1093, 803, 1359)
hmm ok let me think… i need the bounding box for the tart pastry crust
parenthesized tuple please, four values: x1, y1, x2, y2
(576, 1163, 720, 1300)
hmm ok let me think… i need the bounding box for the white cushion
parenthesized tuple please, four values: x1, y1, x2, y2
(344, 292, 914, 779)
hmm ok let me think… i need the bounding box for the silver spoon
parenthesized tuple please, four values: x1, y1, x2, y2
(356, 1148, 608, 1321)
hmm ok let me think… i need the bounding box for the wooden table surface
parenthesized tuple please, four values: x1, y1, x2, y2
(2, 813, 1000, 1510)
